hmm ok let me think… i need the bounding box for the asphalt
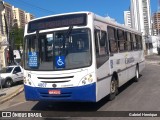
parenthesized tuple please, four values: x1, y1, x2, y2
(0, 84, 24, 104)
(0, 54, 160, 105)
(145, 54, 160, 64)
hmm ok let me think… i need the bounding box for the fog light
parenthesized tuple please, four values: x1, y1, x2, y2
(28, 74, 31, 78)
(82, 80, 86, 85)
(79, 73, 94, 86)
(29, 82, 31, 85)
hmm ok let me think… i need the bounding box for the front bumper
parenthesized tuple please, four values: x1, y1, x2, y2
(24, 83, 96, 102)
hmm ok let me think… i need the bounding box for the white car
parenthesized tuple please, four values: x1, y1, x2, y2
(0, 65, 23, 88)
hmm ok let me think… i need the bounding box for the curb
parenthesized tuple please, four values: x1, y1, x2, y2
(145, 61, 160, 64)
(145, 61, 160, 66)
(0, 85, 24, 105)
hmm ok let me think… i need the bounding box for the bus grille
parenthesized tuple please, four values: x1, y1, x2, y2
(38, 76, 74, 84)
(40, 80, 71, 83)
(38, 76, 74, 79)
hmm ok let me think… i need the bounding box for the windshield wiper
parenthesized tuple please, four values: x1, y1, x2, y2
(61, 26, 73, 52)
(65, 26, 73, 38)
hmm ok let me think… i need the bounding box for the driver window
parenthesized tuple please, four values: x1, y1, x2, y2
(94, 29, 109, 68)
(95, 29, 108, 56)
(14, 67, 21, 73)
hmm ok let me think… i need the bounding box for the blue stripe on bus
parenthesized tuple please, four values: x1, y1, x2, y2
(24, 83, 96, 102)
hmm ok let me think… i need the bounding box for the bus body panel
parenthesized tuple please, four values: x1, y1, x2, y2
(109, 50, 145, 87)
(109, 53, 128, 86)
(24, 83, 96, 102)
(96, 76, 111, 101)
(95, 60, 111, 101)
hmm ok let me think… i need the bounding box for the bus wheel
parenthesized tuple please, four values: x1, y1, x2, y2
(109, 77, 118, 101)
(134, 66, 139, 82)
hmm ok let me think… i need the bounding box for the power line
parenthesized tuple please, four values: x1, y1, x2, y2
(18, 0, 56, 14)
(4, 0, 56, 14)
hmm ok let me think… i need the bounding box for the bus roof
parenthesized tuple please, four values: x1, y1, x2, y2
(93, 13, 141, 35)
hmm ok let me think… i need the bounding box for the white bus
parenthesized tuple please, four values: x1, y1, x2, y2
(23, 11, 145, 102)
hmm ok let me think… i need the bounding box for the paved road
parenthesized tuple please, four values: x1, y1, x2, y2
(1, 63, 160, 120)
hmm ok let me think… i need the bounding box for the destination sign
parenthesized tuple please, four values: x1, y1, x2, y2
(28, 14, 87, 33)
(28, 52, 38, 67)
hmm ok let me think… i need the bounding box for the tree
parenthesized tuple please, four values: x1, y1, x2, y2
(10, 27, 24, 50)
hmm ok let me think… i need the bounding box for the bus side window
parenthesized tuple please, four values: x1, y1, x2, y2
(95, 30, 108, 56)
(126, 32, 132, 51)
(100, 31, 108, 55)
(132, 33, 137, 50)
(135, 35, 139, 50)
(139, 36, 143, 50)
(94, 29, 109, 68)
(117, 29, 125, 52)
(107, 26, 118, 53)
(137, 35, 143, 50)
(94, 30, 100, 56)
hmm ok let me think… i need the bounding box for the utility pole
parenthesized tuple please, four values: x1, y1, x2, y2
(1, 1, 14, 65)
(157, 0, 160, 54)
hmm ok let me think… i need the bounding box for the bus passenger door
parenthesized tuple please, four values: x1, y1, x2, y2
(94, 29, 110, 100)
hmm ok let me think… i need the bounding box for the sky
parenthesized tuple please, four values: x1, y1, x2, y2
(3, 0, 158, 24)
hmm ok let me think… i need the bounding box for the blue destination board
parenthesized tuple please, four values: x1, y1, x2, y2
(28, 52, 38, 67)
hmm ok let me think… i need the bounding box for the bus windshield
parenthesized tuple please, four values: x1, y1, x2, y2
(24, 28, 92, 71)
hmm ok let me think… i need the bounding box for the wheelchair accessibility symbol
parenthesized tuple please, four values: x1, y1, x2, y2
(55, 56, 65, 68)
(57, 57, 64, 66)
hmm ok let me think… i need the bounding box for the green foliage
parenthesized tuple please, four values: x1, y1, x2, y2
(11, 28, 24, 49)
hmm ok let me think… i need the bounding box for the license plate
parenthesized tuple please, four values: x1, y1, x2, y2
(48, 90, 61, 95)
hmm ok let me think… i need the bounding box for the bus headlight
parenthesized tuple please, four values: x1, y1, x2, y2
(79, 73, 94, 86)
(28, 74, 31, 78)
(23, 77, 27, 84)
(24, 74, 32, 85)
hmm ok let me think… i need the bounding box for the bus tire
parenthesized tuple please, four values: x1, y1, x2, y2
(109, 76, 118, 101)
(134, 65, 139, 82)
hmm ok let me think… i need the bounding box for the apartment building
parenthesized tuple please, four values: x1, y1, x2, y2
(130, 0, 152, 54)
(124, 11, 132, 28)
(0, 2, 34, 68)
(12, 8, 35, 28)
(152, 12, 160, 36)
(13, 7, 26, 28)
(4, 2, 13, 30)
(130, 0, 152, 36)
(0, 2, 13, 68)
(25, 13, 34, 23)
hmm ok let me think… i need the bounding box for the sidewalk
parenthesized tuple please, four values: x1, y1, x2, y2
(145, 54, 160, 65)
(0, 84, 24, 104)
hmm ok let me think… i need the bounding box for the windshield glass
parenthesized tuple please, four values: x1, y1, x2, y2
(0, 67, 14, 73)
(24, 28, 92, 71)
